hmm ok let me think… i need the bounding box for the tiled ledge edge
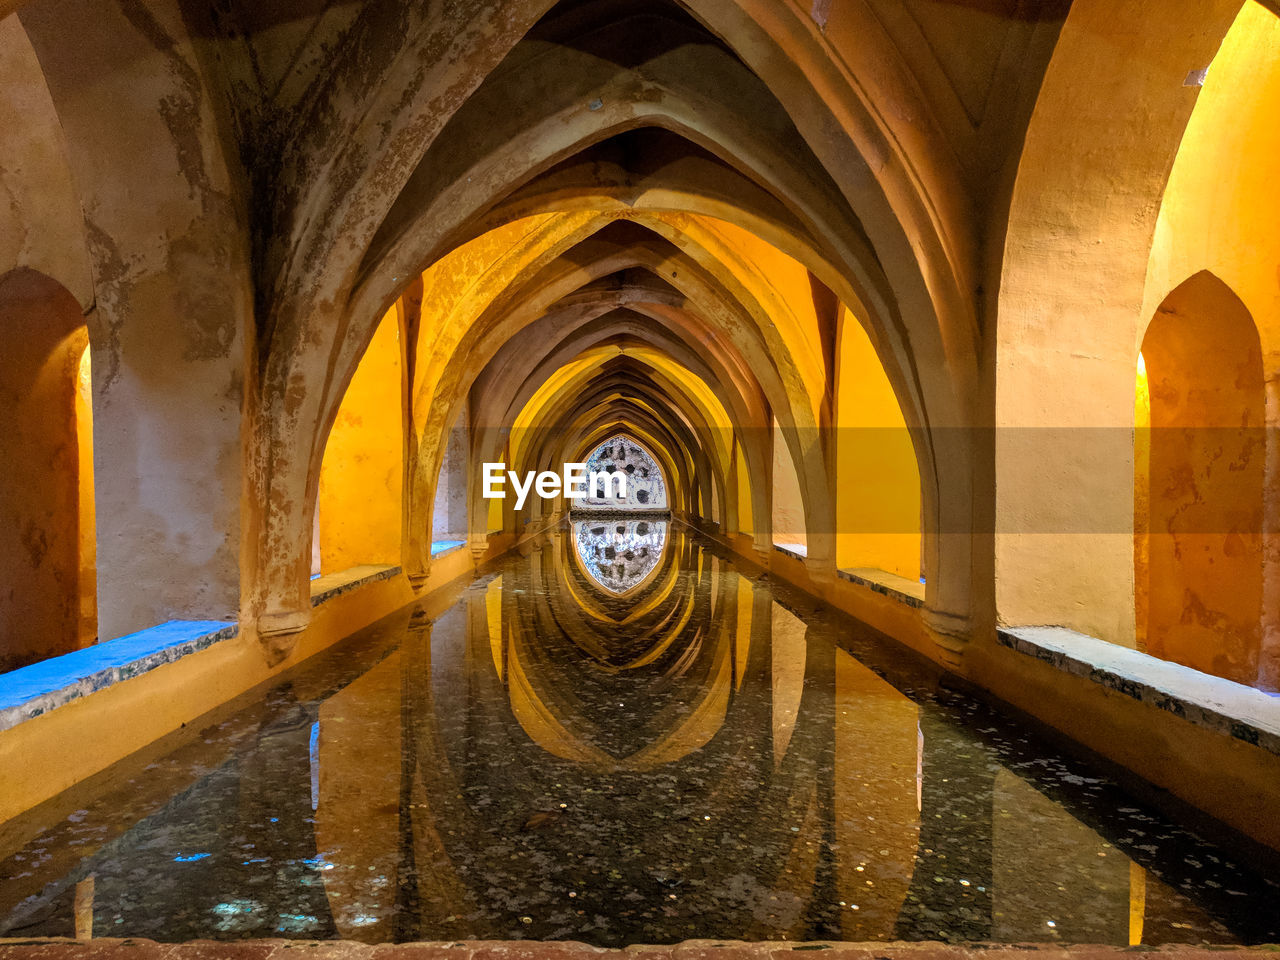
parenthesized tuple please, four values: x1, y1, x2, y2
(837, 567, 926, 608)
(4, 939, 1280, 958)
(0, 620, 238, 734)
(997, 625, 1280, 757)
(310, 564, 402, 607)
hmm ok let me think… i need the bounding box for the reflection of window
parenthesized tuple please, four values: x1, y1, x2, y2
(573, 520, 667, 593)
(576, 435, 668, 510)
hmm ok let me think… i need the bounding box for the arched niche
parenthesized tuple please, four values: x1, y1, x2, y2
(0, 268, 96, 669)
(1136, 272, 1265, 686)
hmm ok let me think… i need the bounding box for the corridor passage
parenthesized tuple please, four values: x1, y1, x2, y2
(3, 530, 1276, 946)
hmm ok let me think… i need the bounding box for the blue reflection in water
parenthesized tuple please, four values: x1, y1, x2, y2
(573, 519, 667, 593)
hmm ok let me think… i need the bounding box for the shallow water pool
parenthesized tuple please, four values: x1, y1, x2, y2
(1, 527, 1277, 945)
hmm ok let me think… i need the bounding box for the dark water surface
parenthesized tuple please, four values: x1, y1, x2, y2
(2, 527, 1278, 945)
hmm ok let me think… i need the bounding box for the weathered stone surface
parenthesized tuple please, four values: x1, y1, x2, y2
(2, 942, 1279, 960)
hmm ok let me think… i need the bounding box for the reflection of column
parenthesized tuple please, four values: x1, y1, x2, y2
(733, 574, 753, 689)
(235, 689, 337, 936)
(313, 651, 403, 941)
(801, 629, 842, 941)
(486, 575, 505, 680)
(1130, 861, 1146, 946)
(771, 602, 807, 767)
(74, 876, 94, 940)
(831, 649, 921, 939)
(895, 711, 994, 940)
(396, 610, 477, 940)
(989, 768, 1129, 942)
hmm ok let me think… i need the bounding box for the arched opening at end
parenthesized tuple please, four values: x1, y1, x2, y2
(1135, 272, 1264, 686)
(576, 434, 669, 511)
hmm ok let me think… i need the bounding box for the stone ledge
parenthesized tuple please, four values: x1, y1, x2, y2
(997, 625, 1280, 756)
(0, 940, 1277, 960)
(309, 565, 402, 607)
(773, 542, 808, 560)
(837, 568, 926, 608)
(0, 621, 238, 734)
(430, 540, 466, 558)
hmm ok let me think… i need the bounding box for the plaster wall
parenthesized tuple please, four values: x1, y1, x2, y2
(20, 0, 253, 639)
(432, 407, 469, 542)
(1142, 3, 1280, 349)
(0, 15, 91, 305)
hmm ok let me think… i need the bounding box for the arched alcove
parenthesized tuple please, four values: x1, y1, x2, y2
(1136, 272, 1264, 686)
(0, 268, 96, 670)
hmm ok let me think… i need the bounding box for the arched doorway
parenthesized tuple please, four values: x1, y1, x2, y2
(1135, 271, 1265, 685)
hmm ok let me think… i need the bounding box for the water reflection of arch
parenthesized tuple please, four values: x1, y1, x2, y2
(576, 433, 670, 510)
(547, 526, 695, 668)
(571, 518, 669, 596)
(395, 544, 858, 942)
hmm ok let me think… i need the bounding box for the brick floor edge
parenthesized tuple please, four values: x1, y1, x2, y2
(2, 941, 1279, 960)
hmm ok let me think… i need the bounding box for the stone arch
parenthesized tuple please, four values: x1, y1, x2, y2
(400, 218, 827, 578)
(248, 0, 979, 652)
(995, 0, 1244, 644)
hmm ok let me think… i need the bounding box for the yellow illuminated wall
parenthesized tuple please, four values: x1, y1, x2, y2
(1144, 1, 1280, 352)
(75, 343, 96, 646)
(318, 306, 405, 573)
(835, 307, 921, 580)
